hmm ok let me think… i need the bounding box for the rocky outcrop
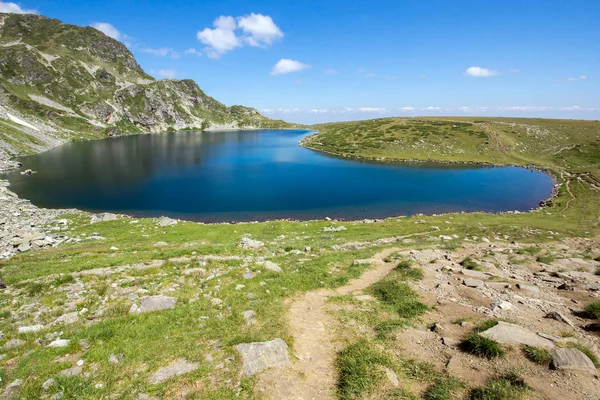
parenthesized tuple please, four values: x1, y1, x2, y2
(0, 12, 290, 160)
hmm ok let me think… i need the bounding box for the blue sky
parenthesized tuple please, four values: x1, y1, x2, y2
(3, 0, 599, 123)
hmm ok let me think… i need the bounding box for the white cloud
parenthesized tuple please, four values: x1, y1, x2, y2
(399, 107, 415, 112)
(566, 75, 587, 81)
(237, 13, 283, 47)
(155, 69, 177, 79)
(91, 22, 122, 40)
(271, 59, 311, 75)
(464, 66, 501, 77)
(366, 72, 376, 78)
(358, 107, 385, 112)
(423, 106, 441, 111)
(498, 106, 552, 111)
(197, 13, 282, 59)
(509, 68, 520, 73)
(185, 48, 202, 56)
(385, 75, 398, 80)
(197, 16, 242, 59)
(0, 1, 37, 14)
(323, 68, 338, 75)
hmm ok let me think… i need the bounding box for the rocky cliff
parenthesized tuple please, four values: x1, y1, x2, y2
(0, 13, 288, 160)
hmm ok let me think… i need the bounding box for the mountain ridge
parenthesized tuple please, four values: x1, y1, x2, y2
(0, 12, 290, 160)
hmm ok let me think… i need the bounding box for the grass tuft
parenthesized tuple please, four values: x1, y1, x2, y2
(336, 340, 395, 399)
(424, 377, 462, 400)
(461, 333, 504, 359)
(395, 261, 424, 280)
(523, 346, 552, 365)
(460, 257, 480, 270)
(585, 302, 600, 319)
(473, 319, 498, 333)
(469, 371, 529, 400)
(371, 280, 429, 318)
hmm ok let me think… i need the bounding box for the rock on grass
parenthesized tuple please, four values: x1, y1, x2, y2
(235, 338, 290, 377)
(149, 359, 199, 384)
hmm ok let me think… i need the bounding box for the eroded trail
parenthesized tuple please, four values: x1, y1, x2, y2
(257, 247, 400, 400)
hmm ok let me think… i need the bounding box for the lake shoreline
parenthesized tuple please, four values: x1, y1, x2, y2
(0, 129, 562, 260)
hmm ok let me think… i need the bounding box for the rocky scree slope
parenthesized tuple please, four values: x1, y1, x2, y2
(0, 12, 287, 160)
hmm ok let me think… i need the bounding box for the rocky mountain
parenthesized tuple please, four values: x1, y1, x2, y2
(0, 12, 289, 159)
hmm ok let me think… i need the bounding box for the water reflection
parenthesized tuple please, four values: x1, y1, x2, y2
(4, 130, 554, 221)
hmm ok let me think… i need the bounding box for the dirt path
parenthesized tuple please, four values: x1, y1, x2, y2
(257, 247, 400, 400)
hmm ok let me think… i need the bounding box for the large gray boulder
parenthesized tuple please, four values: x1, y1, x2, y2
(261, 261, 283, 273)
(157, 216, 178, 227)
(551, 348, 598, 377)
(91, 213, 118, 224)
(132, 296, 177, 313)
(149, 359, 199, 384)
(479, 321, 554, 348)
(463, 278, 484, 288)
(235, 338, 290, 377)
(239, 237, 264, 249)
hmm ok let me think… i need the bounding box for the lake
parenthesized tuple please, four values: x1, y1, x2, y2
(3, 129, 554, 222)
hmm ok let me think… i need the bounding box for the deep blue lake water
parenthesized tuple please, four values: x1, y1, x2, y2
(4, 129, 554, 222)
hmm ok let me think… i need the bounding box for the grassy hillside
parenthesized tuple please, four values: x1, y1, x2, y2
(307, 117, 600, 178)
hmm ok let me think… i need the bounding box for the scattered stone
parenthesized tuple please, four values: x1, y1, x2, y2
(516, 283, 540, 293)
(479, 321, 554, 348)
(91, 213, 117, 224)
(60, 365, 83, 377)
(460, 268, 489, 279)
(18, 325, 44, 334)
(235, 338, 290, 377)
(323, 226, 347, 232)
(157, 216, 178, 227)
(261, 261, 283, 273)
(463, 279, 484, 288)
(551, 348, 598, 377)
(557, 282, 574, 291)
(52, 312, 79, 325)
(42, 378, 56, 391)
(235, 284, 246, 291)
(153, 241, 168, 247)
(183, 268, 206, 276)
(149, 359, 199, 384)
(239, 237, 264, 249)
(353, 259, 376, 265)
(490, 301, 513, 311)
(4, 339, 25, 349)
(210, 298, 223, 306)
(134, 296, 177, 313)
(242, 310, 255, 325)
(383, 367, 399, 387)
(0, 379, 22, 399)
(545, 311, 575, 327)
(47, 339, 70, 348)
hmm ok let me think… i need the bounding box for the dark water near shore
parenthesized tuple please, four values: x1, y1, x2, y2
(3, 129, 554, 222)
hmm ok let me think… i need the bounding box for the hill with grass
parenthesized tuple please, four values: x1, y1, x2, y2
(0, 12, 289, 160)
(0, 116, 599, 398)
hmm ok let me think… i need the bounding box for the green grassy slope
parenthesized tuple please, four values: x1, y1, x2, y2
(0, 117, 598, 398)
